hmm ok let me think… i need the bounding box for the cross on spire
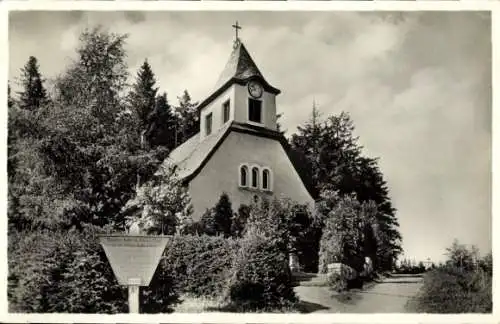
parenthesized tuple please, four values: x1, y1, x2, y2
(232, 21, 242, 47)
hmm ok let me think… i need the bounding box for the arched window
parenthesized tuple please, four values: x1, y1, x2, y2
(251, 166, 259, 188)
(262, 168, 270, 190)
(240, 165, 248, 187)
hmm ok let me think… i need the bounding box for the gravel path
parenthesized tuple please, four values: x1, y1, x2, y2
(294, 274, 423, 313)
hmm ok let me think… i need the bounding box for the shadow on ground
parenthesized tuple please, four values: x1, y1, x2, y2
(296, 300, 331, 313)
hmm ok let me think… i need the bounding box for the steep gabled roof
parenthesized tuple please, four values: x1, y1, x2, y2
(161, 121, 232, 180)
(161, 121, 317, 199)
(163, 121, 284, 183)
(214, 41, 266, 90)
(197, 41, 280, 112)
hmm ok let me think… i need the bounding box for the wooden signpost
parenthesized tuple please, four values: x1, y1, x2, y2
(99, 235, 169, 313)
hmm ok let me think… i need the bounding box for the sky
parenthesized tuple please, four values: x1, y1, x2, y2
(8, 11, 491, 263)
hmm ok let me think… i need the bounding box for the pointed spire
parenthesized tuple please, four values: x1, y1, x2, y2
(197, 24, 280, 112)
(214, 41, 265, 91)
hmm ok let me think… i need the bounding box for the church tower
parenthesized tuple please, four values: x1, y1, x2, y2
(198, 22, 281, 140)
(163, 22, 315, 220)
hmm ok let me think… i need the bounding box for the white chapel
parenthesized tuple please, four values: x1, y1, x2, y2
(163, 23, 315, 218)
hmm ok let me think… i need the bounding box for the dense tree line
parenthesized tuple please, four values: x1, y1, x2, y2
(8, 27, 199, 234)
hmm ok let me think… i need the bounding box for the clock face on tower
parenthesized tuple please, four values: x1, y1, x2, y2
(248, 81, 263, 99)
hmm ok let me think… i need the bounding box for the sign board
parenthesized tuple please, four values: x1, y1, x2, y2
(99, 235, 169, 286)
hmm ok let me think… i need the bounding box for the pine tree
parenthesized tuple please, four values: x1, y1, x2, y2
(290, 103, 325, 192)
(146, 92, 178, 149)
(129, 60, 158, 130)
(176, 90, 199, 145)
(213, 192, 233, 237)
(356, 157, 402, 270)
(18, 56, 48, 111)
(200, 193, 234, 237)
(291, 104, 402, 272)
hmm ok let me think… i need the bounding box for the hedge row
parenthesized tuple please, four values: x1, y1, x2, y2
(223, 230, 297, 311)
(9, 229, 296, 313)
(9, 226, 129, 313)
(161, 234, 239, 298)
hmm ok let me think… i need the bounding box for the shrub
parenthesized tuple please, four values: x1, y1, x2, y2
(199, 193, 235, 237)
(161, 234, 238, 298)
(9, 226, 180, 313)
(8, 226, 127, 313)
(327, 272, 348, 293)
(479, 253, 492, 276)
(230, 204, 250, 238)
(412, 265, 492, 313)
(326, 263, 358, 292)
(317, 192, 377, 274)
(223, 230, 298, 311)
(212, 192, 234, 237)
(123, 164, 193, 235)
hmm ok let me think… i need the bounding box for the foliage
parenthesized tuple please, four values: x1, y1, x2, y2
(175, 90, 199, 144)
(411, 265, 491, 313)
(200, 208, 217, 236)
(127, 60, 178, 150)
(410, 241, 492, 313)
(327, 266, 357, 292)
(199, 193, 234, 237)
(317, 191, 378, 274)
(18, 56, 49, 111)
(147, 92, 178, 149)
(8, 225, 127, 313)
(213, 193, 234, 237)
(161, 234, 238, 298)
(128, 59, 158, 130)
(8, 28, 171, 232)
(8, 84, 15, 109)
(9, 225, 180, 313)
(290, 105, 402, 271)
(223, 229, 297, 311)
(244, 198, 311, 254)
(230, 204, 251, 238)
(396, 259, 427, 274)
(445, 239, 480, 272)
(479, 252, 492, 276)
(8, 26, 241, 313)
(123, 164, 193, 235)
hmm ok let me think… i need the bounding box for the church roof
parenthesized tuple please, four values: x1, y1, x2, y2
(197, 41, 281, 112)
(162, 121, 233, 180)
(214, 41, 265, 90)
(161, 121, 317, 199)
(162, 121, 285, 182)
